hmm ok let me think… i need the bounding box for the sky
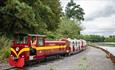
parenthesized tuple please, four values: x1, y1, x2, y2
(60, 0, 115, 36)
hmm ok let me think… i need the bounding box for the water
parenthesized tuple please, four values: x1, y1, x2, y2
(95, 42, 115, 56)
(99, 46, 115, 56)
(95, 42, 115, 47)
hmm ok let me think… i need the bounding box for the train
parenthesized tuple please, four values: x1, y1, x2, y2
(8, 33, 87, 67)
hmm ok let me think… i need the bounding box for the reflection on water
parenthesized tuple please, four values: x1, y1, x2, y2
(95, 42, 115, 47)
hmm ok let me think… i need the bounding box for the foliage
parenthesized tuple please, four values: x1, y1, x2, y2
(81, 35, 115, 42)
(46, 31, 57, 40)
(104, 36, 115, 42)
(0, 36, 11, 60)
(57, 16, 81, 38)
(0, 0, 37, 34)
(0, 36, 11, 48)
(46, 31, 62, 40)
(65, 0, 85, 21)
(64, 0, 84, 35)
(0, 0, 62, 34)
(81, 35, 105, 42)
(40, 0, 62, 31)
(0, 0, 83, 38)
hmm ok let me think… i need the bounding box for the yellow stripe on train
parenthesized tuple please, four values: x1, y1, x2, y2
(33, 45, 66, 50)
(11, 45, 66, 58)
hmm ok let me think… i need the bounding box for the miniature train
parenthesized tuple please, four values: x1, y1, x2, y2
(8, 33, 87, 67)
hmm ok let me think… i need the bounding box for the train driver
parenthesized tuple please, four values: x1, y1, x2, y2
(31, 37, 37, 46)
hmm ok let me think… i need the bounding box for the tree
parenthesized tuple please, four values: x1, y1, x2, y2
(0, 0, 62, 35)
(57, 16, 81, 38)
(65, 0, 85, 21)
(23, 0, 62, 31)
(104, 36, 115, 42)
(82, 35, 105, 42)
(0, 0, 37, 34)
(64, 0, 85, 35)
(40, 0, 62, 31)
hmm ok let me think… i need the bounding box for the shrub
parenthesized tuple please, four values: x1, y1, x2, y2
(0, 36, 11, 61)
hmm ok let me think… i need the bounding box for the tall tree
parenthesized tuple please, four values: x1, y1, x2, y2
(65, 0, 85, 21)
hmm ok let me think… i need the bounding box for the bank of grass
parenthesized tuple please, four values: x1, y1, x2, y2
(0, 36, 11, 63)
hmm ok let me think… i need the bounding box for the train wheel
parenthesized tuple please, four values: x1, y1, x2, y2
(25, 61, 32, 66)
(56, 54, 60, 59)
(65, 53, 71, 56)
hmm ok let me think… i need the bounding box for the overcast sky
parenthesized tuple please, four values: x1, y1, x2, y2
(60, 0, 115, 36)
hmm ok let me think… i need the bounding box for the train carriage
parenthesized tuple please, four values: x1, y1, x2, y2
(83, 40, 87, 49)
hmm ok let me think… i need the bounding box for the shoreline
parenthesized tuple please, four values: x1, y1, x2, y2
(90, 44, 115, 64)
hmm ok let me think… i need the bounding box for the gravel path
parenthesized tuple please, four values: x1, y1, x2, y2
(1, 46, 115, 70)
(25, 47, 115, 70)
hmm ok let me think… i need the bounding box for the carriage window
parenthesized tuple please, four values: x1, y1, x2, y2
(76, 42, 77, 46)
(38, 38, 44, 46)
(73, 42, 74, 45)
(78, 42, 80, 46)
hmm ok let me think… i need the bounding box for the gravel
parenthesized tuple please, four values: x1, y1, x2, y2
(1, 46, 115, 70)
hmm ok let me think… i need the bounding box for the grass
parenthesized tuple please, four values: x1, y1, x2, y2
(82, 57, 87, 60)
(50, 65, 54, 70)
(78, 63, 83, 66)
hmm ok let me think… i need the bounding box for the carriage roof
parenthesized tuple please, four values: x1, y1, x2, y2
(14, 33, 46, 37)
(28, 34, 46, 37)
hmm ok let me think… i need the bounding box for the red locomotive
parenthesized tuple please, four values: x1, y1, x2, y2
(8, 33, 87, 67)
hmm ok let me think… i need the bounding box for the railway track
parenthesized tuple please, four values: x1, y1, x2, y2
(3, 55, 64, 70)
(4, 67, 18, 70)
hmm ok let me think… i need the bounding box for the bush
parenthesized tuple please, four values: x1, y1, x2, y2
(0, 36, 11, 48)
(5, 50, 10, 58)
(0, 36, 11, 61)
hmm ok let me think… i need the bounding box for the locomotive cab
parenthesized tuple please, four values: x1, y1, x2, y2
(29, 34, 45, 56)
